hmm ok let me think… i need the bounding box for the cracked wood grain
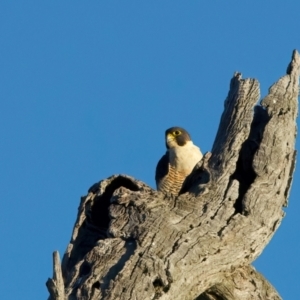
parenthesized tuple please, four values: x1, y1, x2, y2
(46, 50, 299, 300)
(197, 265, 281, 300)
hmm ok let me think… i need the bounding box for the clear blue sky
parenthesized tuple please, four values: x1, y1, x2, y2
(1, 2, 299, 299)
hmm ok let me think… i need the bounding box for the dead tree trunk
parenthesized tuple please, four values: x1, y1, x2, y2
(47, 50, 299, 300)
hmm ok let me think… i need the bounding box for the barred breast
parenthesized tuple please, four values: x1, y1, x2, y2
(157, 164, 187, 195)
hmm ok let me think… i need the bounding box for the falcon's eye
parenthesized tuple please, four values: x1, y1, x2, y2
(174, 130, 181, 136)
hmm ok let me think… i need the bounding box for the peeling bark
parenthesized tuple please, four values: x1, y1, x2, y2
(47, 50, 299, 299)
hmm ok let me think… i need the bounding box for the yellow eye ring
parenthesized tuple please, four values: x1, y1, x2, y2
(174, 130, 181, 136)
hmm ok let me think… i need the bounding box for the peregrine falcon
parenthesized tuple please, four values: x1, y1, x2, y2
(155, 127, 203, 195)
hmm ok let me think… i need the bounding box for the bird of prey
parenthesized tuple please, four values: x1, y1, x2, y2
(155, 127, 203, 195)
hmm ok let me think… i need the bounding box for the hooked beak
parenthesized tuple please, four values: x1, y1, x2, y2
(166, 133, 175, 143)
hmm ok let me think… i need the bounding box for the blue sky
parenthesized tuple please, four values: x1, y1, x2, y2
(0, 2, 299, 299)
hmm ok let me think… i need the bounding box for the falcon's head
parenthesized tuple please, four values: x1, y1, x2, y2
(165, 127, 191, 149)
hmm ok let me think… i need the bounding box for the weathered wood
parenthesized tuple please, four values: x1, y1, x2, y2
(46, 251, 65, 300)
(197, 265, 281, 300)
(46, 50, 299, 299)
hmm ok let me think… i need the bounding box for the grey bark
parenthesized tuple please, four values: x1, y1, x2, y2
(47, 50, 299, 300)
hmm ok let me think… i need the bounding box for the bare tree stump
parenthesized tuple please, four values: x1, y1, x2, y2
(47, 50, 299, 300)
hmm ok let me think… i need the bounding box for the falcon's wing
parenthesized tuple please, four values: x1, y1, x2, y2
(155, 151, 169, 189)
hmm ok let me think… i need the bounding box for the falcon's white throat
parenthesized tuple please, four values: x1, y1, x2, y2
(168, 140, 203, 175)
